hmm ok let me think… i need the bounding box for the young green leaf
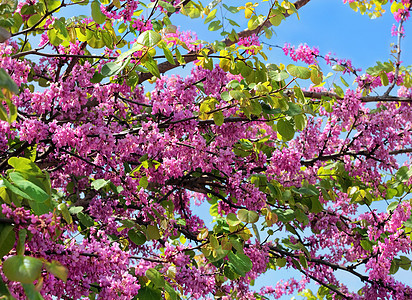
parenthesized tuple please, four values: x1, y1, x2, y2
(3, 255, 43, 283)
(237, 209, 259, 223)
(91, 0, 106, 24)
(136, 30, 161, 47)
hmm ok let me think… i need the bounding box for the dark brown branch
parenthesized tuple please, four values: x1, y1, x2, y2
(0, 218, 14, 224)
(269, 245, 412, 297)
(59, 148, 105, 170)
(12, 51, 117, 60)
(44, 250, 166, 263)
(303, 91, 412, 103)
(390, 148, 412, 155)
(300, 269, 351, 299)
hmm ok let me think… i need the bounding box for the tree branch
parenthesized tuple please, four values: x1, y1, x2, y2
(303, 91, 412, 103)
(0, 218, 14, 224)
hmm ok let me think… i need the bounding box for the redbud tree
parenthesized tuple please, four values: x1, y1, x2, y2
(0, 0, 412, 299)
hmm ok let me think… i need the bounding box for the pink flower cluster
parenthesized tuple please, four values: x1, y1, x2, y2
(164, 29, 201, 52)
(260, 276, 309, 299)
(238, 34, 261, 55)
(282, 43, 319, 65)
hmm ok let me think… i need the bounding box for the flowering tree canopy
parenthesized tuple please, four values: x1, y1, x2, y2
(1, 0, 412, 299)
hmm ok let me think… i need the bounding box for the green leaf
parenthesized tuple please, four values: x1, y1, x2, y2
(310, 197, 323, 213)
(213, 111, 224, 126)
(389, 259, 400, 275)
(294, 208, 308, 225)
(310, 67, 323, 85)
(286, 102, 303, 116)
(136, 30, 161, 47)
(158, 0, 175, 12)
(332, 64, 345, 72)
(264, 26, 273, 39)
(16, 228, 27, 256)
(137, 285, 162, 300)
(269, 70, 289, 82)
(0, 68, 19, 94)
(9, 172, 49, 202)
(269, 13, 284, 26)
(91, 0, 106, 24)
(8, 157, 42, 175)
(45, 0, 61, 11)
(237, 209, 259, 223)
(146, 268, 165, 287)
(209, 246, 229, 262)
(69, 206, 83, 214)
(174, 48, 185, 65)
(22, 283, 44, 300)
(380, 72, 389, 86)
(3, 255, 43, 283)
(209, 235, 219, 249)
(208, 20, 222, 31)
(4, 99, 16, 123)
(57, 203, 72, 224)
(164, 282, 178, 300)
(0, 0, 17, 15)
(227, 18, 240, 27)
(333, 84, 344, 98)
(0, 275, 15, 299)
(27, 14, 41, 28)
(48, 28, 63, 46)
(45, 260, 68, 282)
(139, 176, 149, 188)
(387, 201, 398, 212)
(91, 178, 109, 190)
(0, 224, 15, 258)
(295, 186, 318, 196)
(54, 19, 68, 39)
(299, 254, 308, 269)
(340, 76, 349, 87)
(90, 71, 104, 83)
(146, 224, 161, 240)
(360, 240, 373, 252)
(77, 212, 94, 227)
(274, 208, 295, 223)
(162, 45, 175, 65)
(101, 61, 123, 77)
(222, 4, 238, 13)
(276, 257, 287, 267)
(396, 166, 412, 183)
(0, 103, 9, 122)
(286, 65, 311, 79)
(294, 114, 307, 131)
(204, 8, 217, 23)
(101, 31, 113, 49)
(227, 251, 253, 276)
(128, 229, 146, 245)
(144, 57, 161, 78)
(399, 255, 411, 270)
(226, 213, 241, 226)
(277, 119, 295, 141)
(247, 15, 260, 30)
(391, 1, 404, 14)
